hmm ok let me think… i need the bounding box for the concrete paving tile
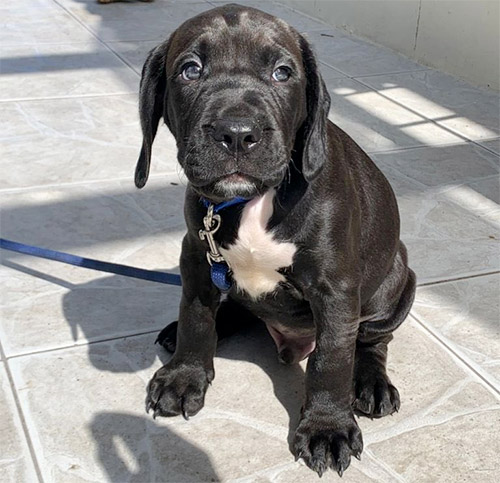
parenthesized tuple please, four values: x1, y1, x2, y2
(467, 175, 500, 206)
(2, 0, 95, 45)
(372, 147, 499, 283)
(209, 0, 330, 32)
(364, 319, 500, 482)
(0, 95, 178, 189)
(7, 314, 498, 481)
(60, 0, 213, 42)
(369, 408, 500, 482)
(398, 186, 498, 283)
(364, 318, 498, 432)
(0, 177, 186, 356)
(319, 62, 348, 82)
(304, 30, 425, 77)
(359, 70, 500, 141)
(7, 333, 292, 482)
(412, 274, 500, 388)
(479, 138, 500, 156)
(0, 363, 38, 482)
(0, 42, 139, 101)
(106, 40, 159, 74)
(373, 143, 499, 191)
(325, 77, 464, 153)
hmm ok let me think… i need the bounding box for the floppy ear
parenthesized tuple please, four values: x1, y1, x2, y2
(135, 43, 168, 189)
(299, 35, 331, 181)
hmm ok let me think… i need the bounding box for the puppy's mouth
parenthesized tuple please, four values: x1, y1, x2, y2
(195, 172, 262, 202)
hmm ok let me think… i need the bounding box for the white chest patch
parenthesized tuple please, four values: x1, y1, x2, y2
(220, 190, 297, 299)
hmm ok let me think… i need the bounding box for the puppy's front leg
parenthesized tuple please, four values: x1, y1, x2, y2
(294, 283, 363, 477)
(146, 234, 220, 420)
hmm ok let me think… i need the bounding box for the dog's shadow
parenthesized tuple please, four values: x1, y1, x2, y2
(90, 411, 222, 482)
(55, 271, 305, 454)
(0, 258, 304, 477)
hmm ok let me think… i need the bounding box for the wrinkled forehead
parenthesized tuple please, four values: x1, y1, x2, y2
(167, 6, 302, 70)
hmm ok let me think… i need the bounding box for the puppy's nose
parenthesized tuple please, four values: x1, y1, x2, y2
(210, 119, 262, 154)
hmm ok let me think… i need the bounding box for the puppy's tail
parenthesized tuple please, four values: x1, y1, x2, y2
(359, 268, 416, 339)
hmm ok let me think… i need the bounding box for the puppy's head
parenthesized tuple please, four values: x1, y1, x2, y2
(135, 4, 330, 201)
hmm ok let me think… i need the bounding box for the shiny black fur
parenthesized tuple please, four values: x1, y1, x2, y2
(136, 4, 416, 477)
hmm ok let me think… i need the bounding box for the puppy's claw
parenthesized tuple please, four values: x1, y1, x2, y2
(182, 409, 190, 421)
(295, 451, 303, 462)
(354, 452, 361, 461)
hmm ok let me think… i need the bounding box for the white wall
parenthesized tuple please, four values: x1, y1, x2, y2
(281, 0, 500, 90)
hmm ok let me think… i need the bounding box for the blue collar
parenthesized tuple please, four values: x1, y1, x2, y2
(200, 196, 249, 213)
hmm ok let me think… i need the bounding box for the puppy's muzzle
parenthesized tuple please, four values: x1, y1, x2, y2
(207, 118, 262, 155)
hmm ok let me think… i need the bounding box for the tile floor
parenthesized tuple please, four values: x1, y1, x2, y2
(1, 1, 499, 482)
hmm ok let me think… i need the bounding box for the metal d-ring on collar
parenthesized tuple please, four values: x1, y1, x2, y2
(198, 196, 249, 292)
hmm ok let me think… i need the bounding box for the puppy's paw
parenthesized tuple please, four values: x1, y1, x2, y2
(146, 362, 213, 420)
(353, 371, 400, 418)
(293, 409, 363, 477)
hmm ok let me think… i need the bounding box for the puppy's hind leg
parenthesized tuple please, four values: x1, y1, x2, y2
(353, 332, 400, 418)
(156, 297, 260, 353)
(353, 268, 416, 418)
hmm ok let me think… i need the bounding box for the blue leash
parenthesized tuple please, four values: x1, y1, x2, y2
(0, 197, 248, 290)
(0, 238, 182, 286)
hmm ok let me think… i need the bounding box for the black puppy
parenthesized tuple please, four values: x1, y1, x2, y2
(135, 4, 416, 477)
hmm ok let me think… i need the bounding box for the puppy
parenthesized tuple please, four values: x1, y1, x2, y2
(135, 4, 416, 477)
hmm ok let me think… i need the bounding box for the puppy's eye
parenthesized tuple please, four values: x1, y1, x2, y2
(181, 63, 202, 81)
(272, 66, 291, 82)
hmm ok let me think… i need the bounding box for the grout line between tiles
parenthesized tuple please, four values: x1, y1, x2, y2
(0, 91, 137, 103)
(319, 59, 425, 81)
(351, 68, 431, 79)
(417, 270, 500, 288)
(273, 0, 347, 31)
(0, 340, 44, 483)
(0, 171, 183, 194)
(413, 0, 423, 53)
(471, 139, 500, 157)
(352, 76, 485, 144)
(367, 139, 495, 156)
(5, 328, 162, 361)
(410, 314, 500, 399)
(366, 140, 472, 156)
(50, 0, 142, 77)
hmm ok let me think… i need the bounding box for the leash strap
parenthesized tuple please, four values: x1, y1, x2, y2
(0, 238, 182, 286)
(1, 199, 248, 290)
(210, 262, 232, 292)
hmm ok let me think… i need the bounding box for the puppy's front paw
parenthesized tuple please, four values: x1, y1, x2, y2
(293, 409, 363, 477)
(146, 362, 213, 420)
